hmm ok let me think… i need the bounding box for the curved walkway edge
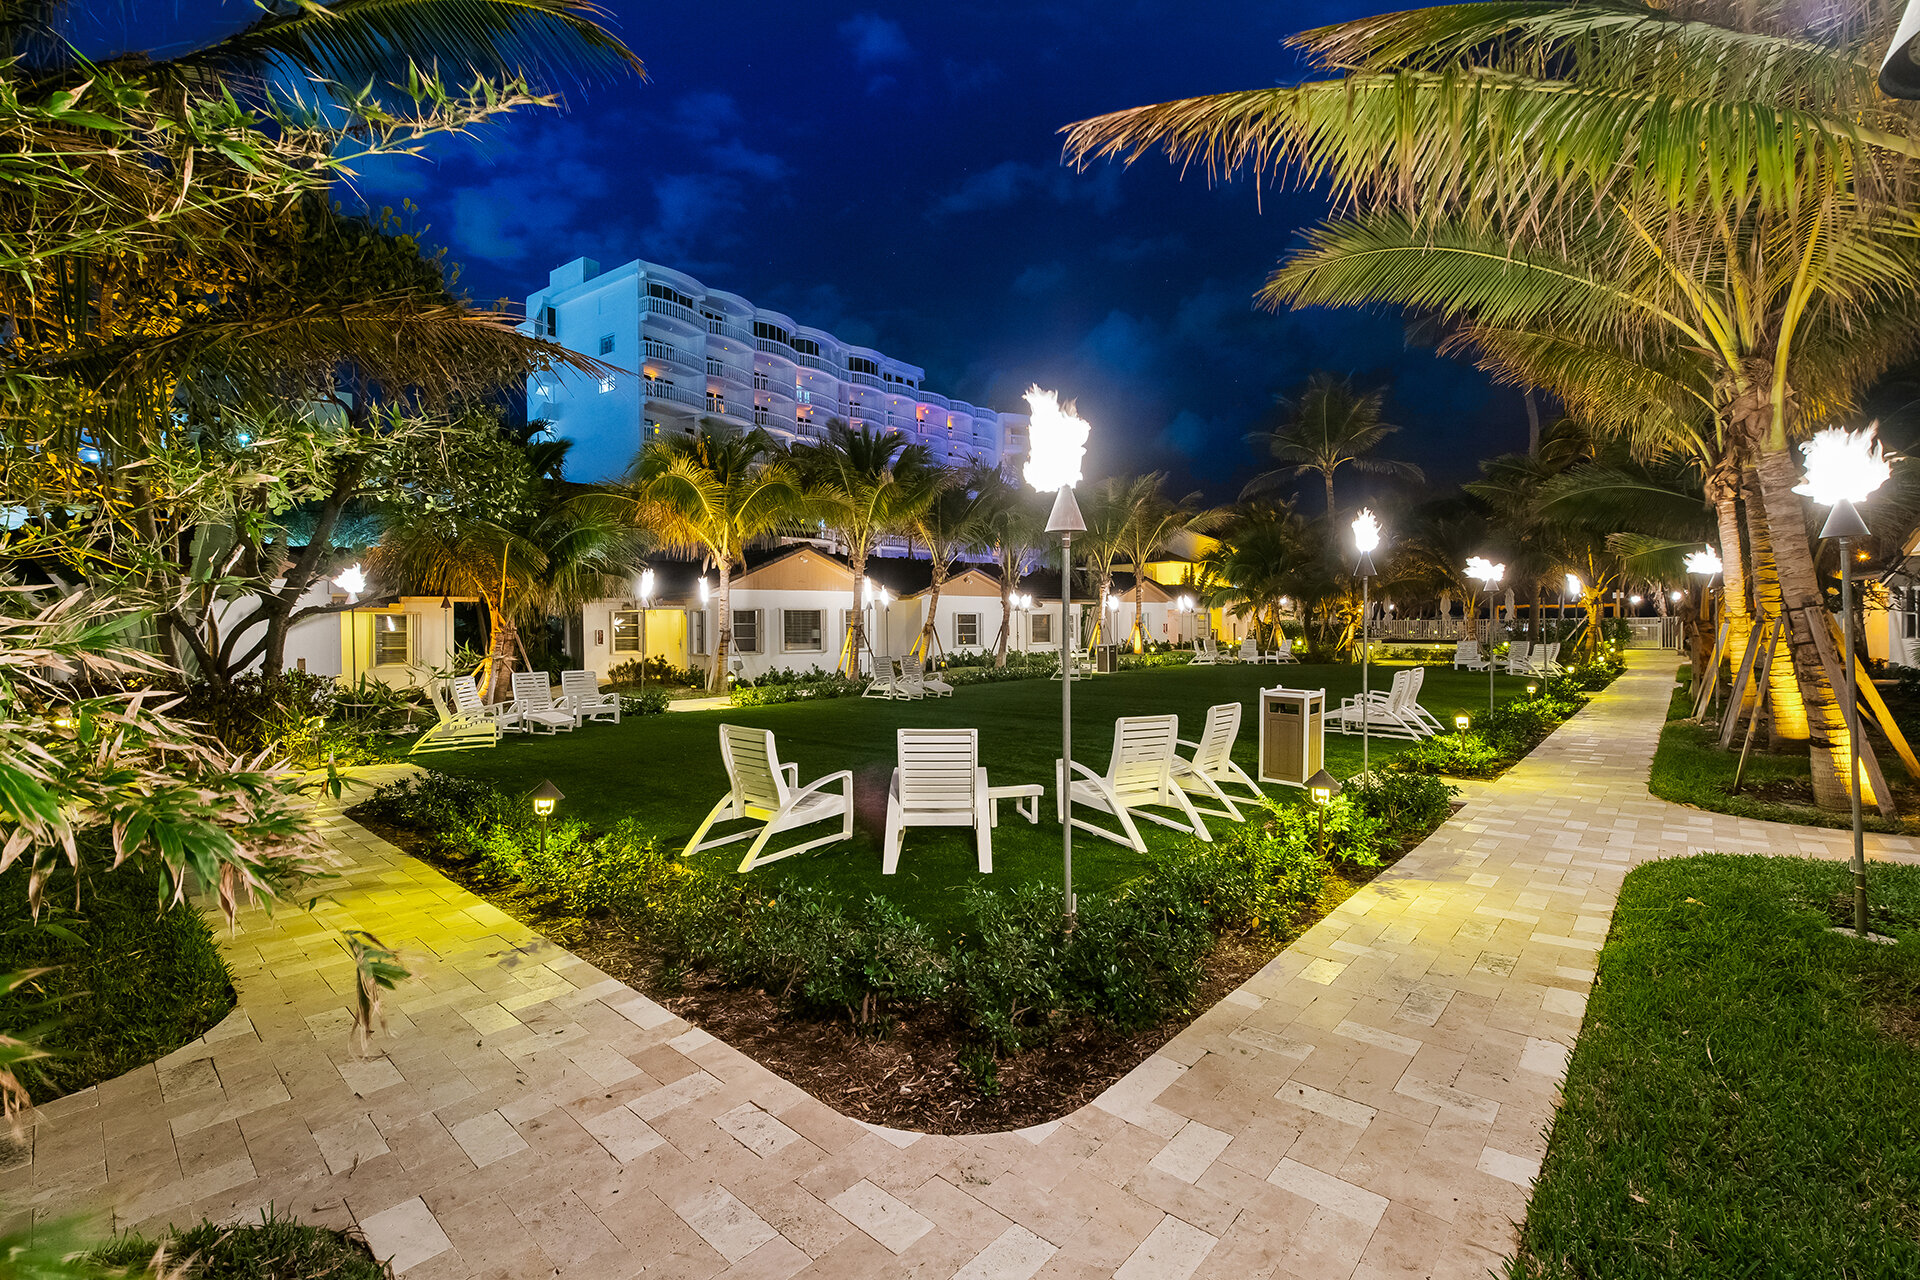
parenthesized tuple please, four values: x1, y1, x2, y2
(9, 653, 1917, 1280)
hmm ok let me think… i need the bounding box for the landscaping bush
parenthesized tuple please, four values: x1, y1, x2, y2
(608, 656, 701, 689)
(158, 670, 416, 768)
(619, 688, 669, 715)
(0, 863, 235, 1103)
(96, 1209, 389, 1279)
(1345, 770, 1458, 836)
(728, 668, 865, 705)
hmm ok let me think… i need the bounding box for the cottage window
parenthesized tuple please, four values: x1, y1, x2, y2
(732, 609, 759, 653)
(690, 609, 708, 655)
(1031, 613, 1052, 644)
(373, 614, 410, 665)
(611, 610, 642, 653)
(783, 610, 823, 652)
(954, 613, 980, 647)
(598, 333, 615, 356)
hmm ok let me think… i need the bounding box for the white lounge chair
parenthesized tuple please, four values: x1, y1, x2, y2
(1396, 666, 1447, 735)
(410, 681, 499, 755)
(1051, 650, 1094, 681)
(1057, 714, 1212, 853)
(864, 657, 903, 699)
(1234, 638, 1259, 663)
(685, 725, 855, 872)
(1452, 640, 1490, 671)
(884, 729, 992, 874)
(1504, 642, 1533, 675)
(449, 675, 523, 734)
(509, 672, 577, 734)
(911, 656, 954, 697)
(1170, 703, 1265, 822)
(1333, 670, 1428, 740)
(559, 670, 620, 724)
(1531, 642, 1564, 676)
(1191, 635, 1218, 666)
(1269, 636, 1299, 663)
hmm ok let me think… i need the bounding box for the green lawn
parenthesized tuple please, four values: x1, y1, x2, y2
(1514, 854, 1920, 1279)
(419, 662, 1524, 934)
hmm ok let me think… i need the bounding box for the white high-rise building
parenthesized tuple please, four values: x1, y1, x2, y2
(523, 257, 1029, 482)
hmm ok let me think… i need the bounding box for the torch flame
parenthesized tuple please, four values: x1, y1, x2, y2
(1021, 386, 1090, 493)
(1793, 424, 1890, 507)
(1683, 546, 1723, 577)
(1465, 556, 1505, 586)
(1351, 508, 1381, 554)
(336, 563, 367, 601)
(1565, 573, 1583, 598)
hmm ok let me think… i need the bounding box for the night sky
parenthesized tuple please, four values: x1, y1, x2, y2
(90, 2, 1530, 501)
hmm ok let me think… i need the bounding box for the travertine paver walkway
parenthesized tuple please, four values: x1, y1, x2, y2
(11, 653, 1919, 1279)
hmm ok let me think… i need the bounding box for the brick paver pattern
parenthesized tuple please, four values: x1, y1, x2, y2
(10, 653, 1919, 1278)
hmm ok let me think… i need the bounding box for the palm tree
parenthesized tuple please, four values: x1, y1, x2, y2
(789, 422, 942, 676)
(1198, 504, 1314, 650)
(1246, 372, 1422, 515)
(628, 423, 808, 692)
(1113, 475, 1227, 651)
(910, 466, 997, 660)
(1073, 475, 1154, 647)
(979, 479, 1048, 667)
(1062, 1, 1920, 810)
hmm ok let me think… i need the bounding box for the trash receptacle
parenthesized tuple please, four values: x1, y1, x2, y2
(1258, 686, 1325, 787)
(1095, 644, 1118, 673)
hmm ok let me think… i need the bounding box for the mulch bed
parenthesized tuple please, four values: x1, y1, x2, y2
(352, 811, 1392, 1134)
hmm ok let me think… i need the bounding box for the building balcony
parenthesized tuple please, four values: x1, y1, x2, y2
(644, 381, 703, 408)
(706, 317, 752, 341)
(791, 351, 836, 373)
(848, 371, 883, 389)
(753, 336, 794, 358)
(646, 297, 700, 326)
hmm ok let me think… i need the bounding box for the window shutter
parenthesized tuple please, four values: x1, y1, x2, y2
(755, 609, 765, 654)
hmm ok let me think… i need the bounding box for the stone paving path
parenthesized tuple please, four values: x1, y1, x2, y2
(10, 653, 1920, 1279)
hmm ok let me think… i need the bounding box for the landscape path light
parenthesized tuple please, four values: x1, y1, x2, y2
(531, 779, 564, 859)
(1466, 557, 1506, 712)
(1024, 386, 1090, 915)
(1794, 425, 1892, 940)
(1352, 509, 1381, 777)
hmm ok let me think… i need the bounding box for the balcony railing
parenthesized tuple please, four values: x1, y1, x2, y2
(848, 371, 882, 389)
(646, 297, 699, 325)
(705, 317, 752, 341)
(791, 351, 834, 372)
(753, 337, 793, 357)
(643, 381, 701, 408)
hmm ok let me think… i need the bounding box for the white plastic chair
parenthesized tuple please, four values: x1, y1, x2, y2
(1269, 636, 1299, 663)
(684, 725, 855, 872)
(1235, 638, 1259, 663)
(449, 675, 523, 734)
(509, 672, 577, 734)
(1333, 670, 1429, 740)
(1453, 640, 1489, 671)
(410, 682, 499, 755)
(1170, 703, 1265, 821)
(863, 658, 902, 699)
(883, 729, 993, 874)
(1057, 714, 1212, 852)
(907, 656, 953, 697)
(1191, 636, 1218, 666)
(1396, 667, 1447, 735)
(894, 657, 928, 700)
(559, 670, 620, 724)
(1504, 642, 1533, 675)
(1533, 642, 1564, 676)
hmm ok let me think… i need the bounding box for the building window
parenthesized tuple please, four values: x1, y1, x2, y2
(690, 609, 708, 655)
(598, 374, 616, 393)
(753, 370, 768, 390)
(598, 333, 615, 356)
(373, 614, 410, 666)
(753, 407, 769, 426)
(1031, 613, 1052, 644)
(542, 306, 556, 336)
(611, 609, 642, 653)
(955, 613, 980, 647)
(848, 355, 878, 376)
(707, 391, 726, 414)
(796, 386, 812, 404)
(753, 320, 790, 345)
(792, 336, 820, 356)
(782, 610, 823, 652)
(647, 281, 694, 308)
(732, 609, 759, 653)
(1905, 587, 1918, 640)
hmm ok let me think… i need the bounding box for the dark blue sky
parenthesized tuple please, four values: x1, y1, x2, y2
(98, 2, 1530, 500)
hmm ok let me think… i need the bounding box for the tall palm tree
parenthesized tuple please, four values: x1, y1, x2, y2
(1113, 475, 1227, 651)
(1063, 0, 1920, 810)
(789, 423, 942, 676)
(1073, 475, 1153, 647)
(910, 465, 996, 660)
(628, 423, 807, 693)
(1246, 372, 1422, 515)
(1198, 503, 1315, 650)
(979, 478, 1048, 667)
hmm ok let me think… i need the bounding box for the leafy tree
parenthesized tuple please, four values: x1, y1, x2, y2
(978, 477, 1049, 667)
(1246, 372, 1422, 515)
(910, 465, 996, 660)
(628, 423, 807, 692)
(1112, 475, 1227, 651)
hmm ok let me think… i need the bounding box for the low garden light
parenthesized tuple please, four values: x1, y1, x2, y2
(1794, 424, 1891, 940)
(1306, 767, 1341, 858)
(1353, 509, 1382, 777)
(1454, 712, 1471, 734)
(531, 779, 564, 857)
(1024, 385, 1091, 915)
(1526, 682, 1537, 698)
(1466, 556, 1505, 711)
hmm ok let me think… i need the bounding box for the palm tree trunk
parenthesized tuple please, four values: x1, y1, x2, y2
(845, 546, 869, 677)
(994, 575, 1013, 668)
(1708, 473, 1752, 700)
(918, 557, 947, 658)
(1323, 470, 1336, 517)
(710, 561, 733, 693)
(1752, 445, 1856, 810)
(1741, 462, 1808, 746)
(1132, 580, 1145, 652)
(482, 590, 518, 702)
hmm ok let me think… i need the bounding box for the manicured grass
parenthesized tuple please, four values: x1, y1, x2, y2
(422, 662, 1527, 935)
(97, 1210, 389, 1279)
(1649, 671, 1920, 834)
(1513, 854, 1920, 1279)
(0, 863, 234, 1103)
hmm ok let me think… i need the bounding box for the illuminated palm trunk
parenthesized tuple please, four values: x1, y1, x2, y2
(844, 544, 869, 677)
(709, 560, 733, 693)
(916, 557, 948, 659)
(1739, 463, 1809, 747)
(1706, 465, 1752, 699)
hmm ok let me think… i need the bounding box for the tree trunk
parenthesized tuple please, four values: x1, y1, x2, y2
(710, 561, 733, 693)
(994, 573, 1013, 668)
(1324, 471, 1336, 517)
(1740, 462, 1808, 746)
(1752, 446, 1856, 810)
(1132, 580, 1146, 652)
(482, 590, 518, 703)
(845, 547, 869, 677)
(918, 558, 947, 658)
(1524, 388, 1542, 456)
(1708, 474, 1752, 699)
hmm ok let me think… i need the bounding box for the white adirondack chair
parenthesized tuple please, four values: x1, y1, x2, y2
(1333, 670, 1428, 740)
(685, 725, 855, 872)
(1191, 635, 1218, 665)
(1057, 714, 1212, 852)
(1504, 642, 1533, 675)
(1453, 640, 1490, 671)
(559, 670, 620, 724)
(883, 729, 993, 874)
(894, 656, 935, 700)
(910, 656, 954, 697)
(1170, 703, 1265, 821)
(449, 675, 523, 734)
(410, 681, 499, 755)
(863, 658, 902, 699)
(1235, 638, 1259, 663)
(1532, 642, 1564, 676)
(509, 672, 577, 734)
(1269, 636, 1299, 663)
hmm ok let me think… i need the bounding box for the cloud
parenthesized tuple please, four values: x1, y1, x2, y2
(1013, 261, 1068, 296)
(706, 138, 787, 181)
(839, 14, 912, 66)
(928, 160, 1121, 219)
(943, 58, 1002, 96)
(1100, 232, 1189, 263)
(1158, 411, 1216, 459)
